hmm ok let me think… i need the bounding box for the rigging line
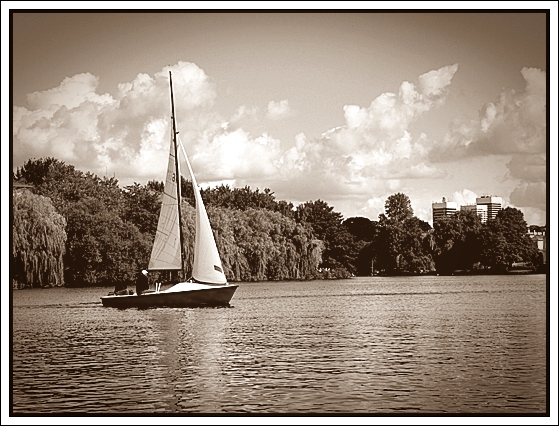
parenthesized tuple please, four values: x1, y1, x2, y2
(177, 134, 198, 188)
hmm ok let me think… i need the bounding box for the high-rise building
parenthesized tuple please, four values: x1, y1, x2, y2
(460, 203, 488, 223)
(432, 197, 458, 222)
(476, 195, 502, 221)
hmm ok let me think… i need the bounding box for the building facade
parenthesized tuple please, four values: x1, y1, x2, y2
(461, 203, 488, 223)
(432, 197, 458, 222)
(476, 195, 502, 221)
(528, 229, 546, 265)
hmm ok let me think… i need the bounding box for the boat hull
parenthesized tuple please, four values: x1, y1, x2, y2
(100, 285, 238, 309)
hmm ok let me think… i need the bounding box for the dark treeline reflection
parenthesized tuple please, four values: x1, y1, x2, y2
(13, 158, 544, 288)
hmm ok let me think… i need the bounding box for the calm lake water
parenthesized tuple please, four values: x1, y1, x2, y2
(11, 275, 547, 414)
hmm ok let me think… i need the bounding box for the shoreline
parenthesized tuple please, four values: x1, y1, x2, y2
(12, 270, 547, 290)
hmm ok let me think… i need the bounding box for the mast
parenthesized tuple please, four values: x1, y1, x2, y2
(169, 71, 185, 274)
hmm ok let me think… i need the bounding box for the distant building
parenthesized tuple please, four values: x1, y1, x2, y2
(476, 195, 502, 221)
(528, 228, 546, 265)
(432, 197, 458, 222)
(461, 203, 488, 223)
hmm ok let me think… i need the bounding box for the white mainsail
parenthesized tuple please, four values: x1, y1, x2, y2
(148, 133, 183, 271)
(179, 136, 227, 284)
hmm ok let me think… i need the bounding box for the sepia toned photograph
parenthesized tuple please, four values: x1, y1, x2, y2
(5, 4, 556, 423)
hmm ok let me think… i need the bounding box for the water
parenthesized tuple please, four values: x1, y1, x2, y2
(11, 275, 547, 414)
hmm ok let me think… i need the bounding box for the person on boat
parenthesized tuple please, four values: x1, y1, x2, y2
(136, 269, 149, 295)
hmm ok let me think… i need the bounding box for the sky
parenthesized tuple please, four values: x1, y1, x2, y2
(6, 6, 556, 227)
(2, 6, 558, 424)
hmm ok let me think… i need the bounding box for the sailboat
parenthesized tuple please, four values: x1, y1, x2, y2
(101, 72, 238, 308)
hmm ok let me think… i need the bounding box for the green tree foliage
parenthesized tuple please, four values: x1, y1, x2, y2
(294, 200, 355, 277)
(147, 179, 164, 192)
(355, 242, 376, 276)
(384, 192, 414, 223)
(343, 217, 381, 276)
(14, 156, 544, 288)
(14, 158, 148, 287)
(204, 185, 278, 211)
(373, 216, 404, 273)
(12, 189, 67, 288)
(432, 210, 483, 274)
(180, 176, 196, 207)
(323, 227, 360, 276)
(14, 157, 66, 186)
(399, 216, 435, 273)
(181, 178, 296, 217)
(122, 183, 161, 235)
(479, 207, 542, 272)
(64, 197, 151, 286)
(15, 157, 124, 217)
(295, 200, 342, 238)
(370, 193, 434, 275)
(343, 216, 377, 242)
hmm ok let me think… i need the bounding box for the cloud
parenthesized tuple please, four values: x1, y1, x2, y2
(509, 182, 546, 209)
(14, 63, 463, 224)
(13, 62, 217, 181)
(273, 64, 459, 202)
(26, 73, 114, 110)
(433, 67, 546, 160)
(188, 129, 281, 181)
(452, 189, 479, 206)
(506, 153, 546, 183)
(513, 207, 547, 227)
(24, 62, 533, 226)
(12, 61, 286, 188)
(418, 64, 460, 98)
(14, 77, 117, 167)
(266, 99, 291, 120)
(430, 67, 547, 220)
(229, 105, 259, 124)
(361, 196, 386, 220)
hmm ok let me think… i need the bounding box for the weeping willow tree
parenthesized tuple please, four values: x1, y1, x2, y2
(179, 204, 323, 282)
(13, 189, 67, 288)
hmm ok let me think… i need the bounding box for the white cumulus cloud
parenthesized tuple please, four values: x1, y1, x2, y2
(13, 62, 217, 182)
(188, 128, 281, 182)
(273, 64, 459, 204)
(452, 189, 479, 207)
(15, 62, 485, 224)
(435, 67, 546, 158)
(27, 73, 114, 110)
(266, 99, 291, 120)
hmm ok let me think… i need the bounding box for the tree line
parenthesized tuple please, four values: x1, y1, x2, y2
(12, 157, 545, 288)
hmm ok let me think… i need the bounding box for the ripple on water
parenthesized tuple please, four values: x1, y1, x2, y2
(12, 276, 547, 413)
